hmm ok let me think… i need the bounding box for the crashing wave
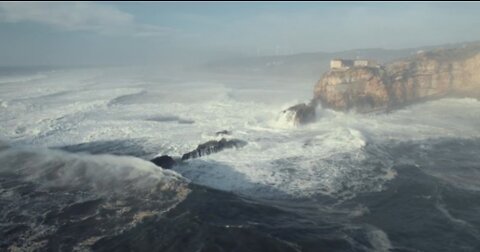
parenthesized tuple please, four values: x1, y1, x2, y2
(0, 141, 190, 251)
(275, 102, 316, 128)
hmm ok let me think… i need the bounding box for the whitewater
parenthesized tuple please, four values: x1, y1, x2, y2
(1, 66, 480, 251)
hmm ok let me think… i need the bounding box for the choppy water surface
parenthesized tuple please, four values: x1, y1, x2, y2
(1, 67, 480, 251)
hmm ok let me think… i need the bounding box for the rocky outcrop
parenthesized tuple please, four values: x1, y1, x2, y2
(281, 102, 317, 125)
(151, 155, 176, 169)
(150, 138, 248, 168)
(181, 138, 247, 161)
(215, 130, 232, 136)
(314, 43, 480, 112)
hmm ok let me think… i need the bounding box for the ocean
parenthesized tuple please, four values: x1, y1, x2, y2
(1, 66, 480, 251)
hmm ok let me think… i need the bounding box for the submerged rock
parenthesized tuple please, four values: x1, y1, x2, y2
(215, 130, 231, 136)
(282, 101, 316, 125)
(151, 155, 176, 169)
(181, 138, 247, 161)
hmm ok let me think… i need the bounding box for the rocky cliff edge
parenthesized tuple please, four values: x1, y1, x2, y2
(314, 43, 480, 112)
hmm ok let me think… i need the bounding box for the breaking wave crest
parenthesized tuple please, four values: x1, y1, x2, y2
(0, 141, 190, 251)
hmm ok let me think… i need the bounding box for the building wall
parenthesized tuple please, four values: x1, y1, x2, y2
(330, 60, 344, 69)
(330, 59, 354, 69)
(354, 60, 369, 67)
(354, 60, 377, 67)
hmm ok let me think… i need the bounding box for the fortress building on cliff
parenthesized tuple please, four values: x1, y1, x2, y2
(330, 59, 379, 70)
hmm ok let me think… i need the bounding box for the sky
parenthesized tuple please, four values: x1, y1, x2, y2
(0, 2, 480, 66)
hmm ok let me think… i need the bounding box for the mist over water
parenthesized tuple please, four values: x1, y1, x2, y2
(1, 2, 480, 251)
(0, 65, 479, 251)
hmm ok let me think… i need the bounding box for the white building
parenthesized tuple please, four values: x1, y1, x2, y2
(330, 59, 378, 69)
(330, 59, 353, 69)
(353, 59, 377, 67)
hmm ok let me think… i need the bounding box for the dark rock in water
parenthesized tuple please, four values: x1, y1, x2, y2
(181, 138, 247, 161)
(151, 137, 247, 166)
(151, 155, 176, 169)
(282, 101, 316, 125)
(215, 130, 231, 136)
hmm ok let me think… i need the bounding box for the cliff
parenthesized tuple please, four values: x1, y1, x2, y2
(314, 43, 480, 112)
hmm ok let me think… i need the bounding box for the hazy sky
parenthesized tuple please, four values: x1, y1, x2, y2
(1, 2, 480, 66)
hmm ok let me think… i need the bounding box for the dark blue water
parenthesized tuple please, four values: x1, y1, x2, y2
(1, 138, 480, 251)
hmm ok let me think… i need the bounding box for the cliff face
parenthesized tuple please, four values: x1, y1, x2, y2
(314, 44, 480, 112)
(314, 67, 390, 112)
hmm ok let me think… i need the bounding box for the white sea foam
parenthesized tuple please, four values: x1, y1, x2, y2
(0, 140, 189, 198)
(0, 140, 190, 251)
(366, 228, 393, 252)
(0, 73, 48, 84)
(1, 67, 479, 199)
